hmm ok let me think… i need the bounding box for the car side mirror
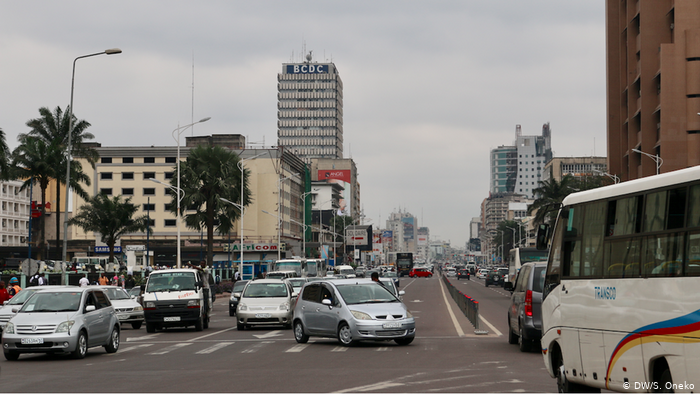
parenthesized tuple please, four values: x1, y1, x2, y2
(196, 281, 204, 288)
(85, 305, 96, 312)
(233, 292, 241, 298)
(399, 290, 405, 296)
(321, 298, 332, 306)
(504, 282, 514, 291)
(292, 291, 298, 298)
(536, 224, 550, 250)
(140, 284, 146, 291)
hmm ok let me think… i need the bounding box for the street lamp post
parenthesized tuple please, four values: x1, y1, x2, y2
(62, 48, 122, 263)
(219, 197, 245, 276)
(593, 169, 620, 184)
(262, 209, 308, 256)
(632, 148, 663, 175)
(171, 117, 210, 267)
(300, 188, 319, 258)
(149, 178, 183, 268)
(235, 152, 265, 271)
(276, 173, 300, 260)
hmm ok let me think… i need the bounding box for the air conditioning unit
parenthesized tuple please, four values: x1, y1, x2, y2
(20, 236, 26, 243)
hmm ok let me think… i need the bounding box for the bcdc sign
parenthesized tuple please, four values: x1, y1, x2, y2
(286, 64, 329, 74)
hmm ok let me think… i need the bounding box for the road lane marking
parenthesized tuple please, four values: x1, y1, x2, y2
(376, 347, 391, 352)
(253, 330, 283, 339)
(196, 342, 234, 354)
(336, 382, 404, 392)
(126, 333, 160, 341)
(188, 326, 237, 342)
(119, 344, 154, 352)
(147, 343, 192, 355)
(285, 344, 309, 353)
(331, 346, 348, 352)
(437, 274, 465, 337)
(479, 314, 502, 336)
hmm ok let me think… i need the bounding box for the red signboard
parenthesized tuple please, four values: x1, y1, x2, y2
(318, 169, 351, 183)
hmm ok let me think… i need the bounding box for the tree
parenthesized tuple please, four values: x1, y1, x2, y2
(0, 127, 11, 180)
(21, 106, 98, 256)
(528, 175, 578, 225)
(174, 145, 250, 266)
(67, 194, 151, 265)
(493, 220, 520, 263)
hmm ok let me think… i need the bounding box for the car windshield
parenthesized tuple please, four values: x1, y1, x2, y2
(232, 281, 248, 292)
(378, 280, 397, 296)
(20, 292, 81, 313)
(384, 272, 397, 278)
(146, 272, 197, 292)
(6, 288, 41, 305)
(103, 288, 130, 300)
(336, 283, 399, 305)
(243, 283, 288, 298)
(288, 279, 305, 288)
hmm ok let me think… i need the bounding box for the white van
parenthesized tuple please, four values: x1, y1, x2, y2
(334, 265, 356, 278)
(142, 268, 213, 332)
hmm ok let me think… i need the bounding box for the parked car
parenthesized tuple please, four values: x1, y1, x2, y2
(408, 268, 433, 278)
(99, 286, 144, 329)
(2, 287, 121, 360)
(229, 280, 250, 316)
(485, 268, 508, 287)
(0, 285, 74, 332)
(292, 279, 415, 346)
(235, 279, 294, 330)
(457, 269, 470, 280)
(505, 262, 546, 352)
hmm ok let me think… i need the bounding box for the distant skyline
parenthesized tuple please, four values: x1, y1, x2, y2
(0, 1, 607, 247)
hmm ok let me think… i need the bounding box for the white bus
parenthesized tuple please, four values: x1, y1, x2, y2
(272, 259, 303, 277)
(537, 165, 700, 392)
(506, 247, 549, 287)
(302, 259, 327, 277)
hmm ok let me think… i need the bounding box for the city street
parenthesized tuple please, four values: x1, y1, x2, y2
(0, 273, 556, 393)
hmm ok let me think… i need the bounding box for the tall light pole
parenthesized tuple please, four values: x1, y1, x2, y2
(632, 148, 663, 175)
(300, 188, 319, 258)
(62, 48, 122, 263)
(149, 178, 183, 267)
(593, 169, 620, 184)
(276, 173, 300, 260)
(236, 152, 265, 270)
(219, 197, 245, 276)
(171, 117, 210, 267)
(318, 199, 334, 263)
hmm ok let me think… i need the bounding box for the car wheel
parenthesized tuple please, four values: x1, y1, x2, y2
(194, 314, 204, 331)
(429, 274, 433, 278)
(394, 337, 414, 346)
(508, 319, 518, 345)
(146, 322, 156, 333)
(337, 323, 355, 346)
(294, 321, 309, 343)
(71, 331, 88, 359)
(3, 350, 19, 361)
(131, 322, 142, 330)
(104, 326, 120, 353)
(518, 325, 531, 352)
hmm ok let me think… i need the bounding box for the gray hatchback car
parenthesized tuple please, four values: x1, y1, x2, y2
(2, 287, 121, 360)
(505, 262, 546, 352)
(292, 279, 416, 346)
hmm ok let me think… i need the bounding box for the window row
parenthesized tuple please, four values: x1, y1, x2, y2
(99, 188, 176, 198)
(100, 157, 178, 164)
(100, 172, 174, 180)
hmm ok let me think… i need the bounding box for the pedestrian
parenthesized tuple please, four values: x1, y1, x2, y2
(234, 270, 240, 281)
(112, 274, 119, 286)
(371, 272, 380, 282)
(7, 277, 22, 298)
(119, 274, 126, 288)
(215, 273, 221, 285)
(99, 273, 109, 286)
(188, 260, 214, 304)
(79, 274, 90, 287)
(0, 281, 10, 304)
(29, 273, 40, 287)
(38, 273, 47, 286)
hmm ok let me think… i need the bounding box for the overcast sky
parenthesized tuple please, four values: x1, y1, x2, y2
(0, 1, 606, 248)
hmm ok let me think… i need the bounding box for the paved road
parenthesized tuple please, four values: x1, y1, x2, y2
(0, 274, 556, 392)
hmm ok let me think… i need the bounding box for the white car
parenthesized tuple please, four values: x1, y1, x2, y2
(476, 269, 489, 279)
(445, 267, 457, 277)
(0, 286, 74, 332)
(98, 286, 144, 329)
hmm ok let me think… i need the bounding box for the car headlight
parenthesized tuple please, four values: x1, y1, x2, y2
(4, 322, 14, 334)
(406, 310, 414, 318)
(279, 302, 290, 311)
(351, 310, 372, 320)
(187, 299, 200, 308)
(133, 305, 143, 312)
(238, 303, 247, 311)
(145, 301, 156, 309)
(56, 320, 75, 333)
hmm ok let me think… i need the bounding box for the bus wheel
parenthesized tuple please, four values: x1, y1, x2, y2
(555, 353, 596, 392)
(654, 361, 673, 393)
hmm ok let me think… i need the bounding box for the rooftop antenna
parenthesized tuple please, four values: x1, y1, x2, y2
(191, 52, 195, 136)
(306, 50, 313, 63)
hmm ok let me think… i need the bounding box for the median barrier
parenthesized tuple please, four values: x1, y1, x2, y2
(442, 274, 488, 334)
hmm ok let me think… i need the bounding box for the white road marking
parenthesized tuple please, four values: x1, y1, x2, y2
(335, 381, 405, 393)
(376, 347, 391, 352)
(119, 343, 154, 352)
(188, 326, 237, 341)
(147, 343, 192, 355)
(253, 330, 284, 339)
(126, 334, 160, 341)
(285, 344, 309, 353)
(331, 346, 348, 352)
(437, 274, 465, 337)
(195, 342, 234, 354)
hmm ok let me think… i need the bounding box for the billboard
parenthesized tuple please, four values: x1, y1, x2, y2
(417, 235, 428, 246)
(286, 64, 329, 74)
(318, 169, 352, 215)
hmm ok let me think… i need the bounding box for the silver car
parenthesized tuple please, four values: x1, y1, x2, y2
(235, 279, 294, 330)
(98, 286, 144, 329)
(0, 286, 74, 332)
(292, 279, 416, 346)
(2, 287, 120, 360)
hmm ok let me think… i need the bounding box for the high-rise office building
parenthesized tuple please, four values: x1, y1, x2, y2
(490, 124, 551, 198)
(606, 0, 700, 180)
(277, 51, 344, 162)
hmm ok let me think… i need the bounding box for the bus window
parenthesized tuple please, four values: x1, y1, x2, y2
(544, 211, 566, 298)
(642, 233, 684, 277)
(609, 195, 642, 236)
(667, 187, 687, 229)
(643, 190, 667, 233)
(605, 238, 641, 278)
(581, 201, 606, 277)
(687, 185, 700, 228)
(686, 232, 700, 276)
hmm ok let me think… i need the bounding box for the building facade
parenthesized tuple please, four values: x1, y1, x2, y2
(278, 51, 344, 162)
(0, 181, 31, 248)
(543, 157, 609, 182)
(606, 0, 700, 181)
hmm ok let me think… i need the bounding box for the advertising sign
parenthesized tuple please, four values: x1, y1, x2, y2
(286, 64, 329, 74)
(95, 246, 122, 254)
(346, 228, 367, 246)
(417, 235, 428, 246)
(318, 169, 352, 215)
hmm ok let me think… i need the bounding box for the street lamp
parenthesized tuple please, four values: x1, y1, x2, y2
(276, 173, 300, 260)
(318, 199, 334, 263)
(62, 48, 122, 263)
(593, 169, 620, 184)
(262, 210, 308, 256)
(149, 178, 184, 267)
(171, 117, 211, 267)
(300, 188, 319, 258)
(220, 197, 245, 275)
(632, 148, 663, 175)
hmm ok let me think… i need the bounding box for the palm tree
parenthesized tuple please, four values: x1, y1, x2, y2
(528, 175, 578, 225)
(67, 194, 151, 265)
(0, 127, 11, 179)
(174, 145, 250, 266)
(21, 106, 98, 255)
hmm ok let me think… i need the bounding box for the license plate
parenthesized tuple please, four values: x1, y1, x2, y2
(382, 322, 402, 329)
(21, 337, 44, 345)
(163, 316, 181, 322)
(255, 313, 272, 318)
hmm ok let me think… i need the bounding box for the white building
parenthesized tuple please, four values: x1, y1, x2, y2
(0, 180, 30, 247)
